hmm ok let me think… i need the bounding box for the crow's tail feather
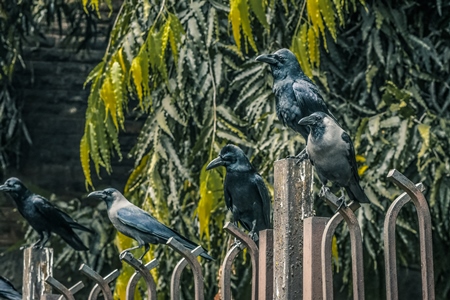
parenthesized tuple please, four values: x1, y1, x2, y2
(175, 236, 214, 261)
(68, 222, 95, 234)
(0, 291, 22, 300)
(346, 182, 370, 204)
(58, 231, 89, 251)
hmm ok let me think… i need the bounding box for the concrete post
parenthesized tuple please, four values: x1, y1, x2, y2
(23, 247, 53, 300)
(258, 229, 274, 300)
(303, 217, 329, 300)
(273, 159, 314, 299)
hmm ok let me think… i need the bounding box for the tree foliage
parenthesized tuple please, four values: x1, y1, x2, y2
(0, 0, 99, 175)
(78, 0, 449, 298)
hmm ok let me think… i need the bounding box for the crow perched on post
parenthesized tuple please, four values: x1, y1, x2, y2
(298, 112, 370, 208)
(0, 276, 22, 300)
(0, 177, 93, 251)
(256, 48, 335, 160)
(87, 188, 213, 260)
(206, 144, 271, 241)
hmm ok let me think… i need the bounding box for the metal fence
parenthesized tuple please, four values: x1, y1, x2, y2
(21, 159, 434, 300)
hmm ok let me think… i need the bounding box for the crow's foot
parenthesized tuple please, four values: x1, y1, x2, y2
(119, 250, 130, 259)
(334, 197, 348, 214)
(231, 238, 243, 248)
(295, 149, 309, 165)
(248, 231, 258, 243)
(319, 186, 330, 198)
(31, 240, 43, 250)
(20, 244, 30, 250)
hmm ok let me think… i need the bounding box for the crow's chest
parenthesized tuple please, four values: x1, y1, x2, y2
(307, 136, 351, 183)
(274, 88, 302, 126)
(18, 201, 48, 231)
(224, 173, 255, 208)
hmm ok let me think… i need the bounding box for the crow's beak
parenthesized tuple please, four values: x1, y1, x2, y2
(0, 184, 11, 192)
(298, 115, 315, 126)
(206, 157, 225, 170)
(255, 54, 278, 65)
(87, 191, 105, 200)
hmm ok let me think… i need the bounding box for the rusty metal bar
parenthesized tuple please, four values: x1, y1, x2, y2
(220, 242, 242, 300)
(303, 217, 328, 300)
(170, 245, 205, 300)
(386, 170, 434, 300)
(166, 238, 205, 300)
(258, 229, 274, 300)
(384, 182, 424, 300)
(79, 264, 119, 300)
(321, 190, 364, 300)
(273, 159, 314, 300)
(119, 252, 159, 300)
(223, 222, 259, 300)
(41, 277, 84, 300)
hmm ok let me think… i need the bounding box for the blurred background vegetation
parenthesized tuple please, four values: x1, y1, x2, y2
(1, 0, 449, 299)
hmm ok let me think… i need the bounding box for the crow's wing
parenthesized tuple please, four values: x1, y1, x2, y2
(33, 195, 75, 230)
(253, 173, 272, 229)
(32, 195, 89, 250)
(224, 187, 233, 211)
(0, 276, 22, 300)
(293, 81, 328, 112)
(341, 132, 360, 183)
(117, 206, 187, 243)
(341, 132, 370, 203)
(292, 80, 335, 119)
(117, 205, 206, 252)
(33, 195, 93, 233)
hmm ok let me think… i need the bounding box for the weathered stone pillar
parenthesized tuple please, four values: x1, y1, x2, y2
(303, 217, 328, 300)
(23, 247, 53, 300)
(273, 159, 314, 299)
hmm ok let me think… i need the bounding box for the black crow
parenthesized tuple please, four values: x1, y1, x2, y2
(87, 188, 213, 261)
(0, 177, 93, 251)
(298, 112, 370, 209)
(256, 48, 335, 160)
(0, 276, 21, 300)
(206, 144, 271, 241)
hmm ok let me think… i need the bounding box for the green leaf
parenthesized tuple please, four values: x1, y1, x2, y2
(417, 124, 430, 158)
(162, 96, 186, 126)
(156, 110, 174, 139)
(249, 0, 269, 29)
(196, 162, 223, 241)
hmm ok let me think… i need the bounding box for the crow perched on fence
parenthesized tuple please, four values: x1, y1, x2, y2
(0, 276, 21, 300)
(256, 48, 335, 160)
(298, 112, 370, 209)
(87, 188, 213, 260)
(0, 177, 93, 251)
(206, 144, 271, 241)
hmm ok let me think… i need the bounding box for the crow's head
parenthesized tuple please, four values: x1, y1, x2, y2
(298, 112, 330, 127)
(88, 188, 121, 208)
(206, 144, 254, 172)
(298, 112, 337, 139)
(0, 177, 28, 199)
(256, 48, 304, 80)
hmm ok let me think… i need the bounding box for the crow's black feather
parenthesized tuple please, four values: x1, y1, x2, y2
(207, 144, 272, 240)
(0, 177, 92, 251)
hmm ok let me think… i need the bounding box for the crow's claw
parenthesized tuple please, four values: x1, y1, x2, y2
(334, 197, 347, 213)
(319, 186, 330, 197)
(231, 238, 243, 248)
